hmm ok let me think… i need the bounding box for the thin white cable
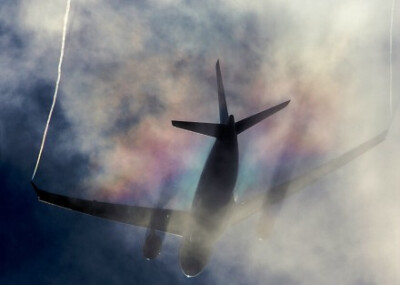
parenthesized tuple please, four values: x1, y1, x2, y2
(32, 0, 71, 180)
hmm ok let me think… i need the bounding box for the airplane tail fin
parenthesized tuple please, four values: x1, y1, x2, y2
(170, 60, 228, 138)
(171, 121, 222, 138)
(172, 60, 290, 137)
(235, 100, 290, 134)
(216, 60, 229, 124)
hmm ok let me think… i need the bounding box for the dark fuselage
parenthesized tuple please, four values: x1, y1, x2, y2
(179, 115, 239, 277)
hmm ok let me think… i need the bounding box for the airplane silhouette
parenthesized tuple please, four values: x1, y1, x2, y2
(31, 60, 388, 277)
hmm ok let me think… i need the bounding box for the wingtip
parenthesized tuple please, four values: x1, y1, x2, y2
(30, 181, 41, 198)
(279, 99, 291, 108)
(30, 180, 37, 189)
(379, 129, 389, 140)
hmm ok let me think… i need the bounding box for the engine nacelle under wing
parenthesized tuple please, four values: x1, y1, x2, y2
(142, 231, 163, 260)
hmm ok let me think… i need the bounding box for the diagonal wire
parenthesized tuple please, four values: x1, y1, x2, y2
(32, 0, 71, 180)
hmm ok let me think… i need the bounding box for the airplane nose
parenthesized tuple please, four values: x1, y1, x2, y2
(180, 255, 206, 277)
(179, 241, 211, 277)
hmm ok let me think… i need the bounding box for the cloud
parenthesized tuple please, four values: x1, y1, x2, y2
(1, 0, 399, 284)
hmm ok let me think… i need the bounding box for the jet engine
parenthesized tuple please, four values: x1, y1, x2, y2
(142, 231, 163, 260)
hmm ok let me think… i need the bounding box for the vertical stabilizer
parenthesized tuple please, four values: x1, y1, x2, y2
(216, 60, 229, 124)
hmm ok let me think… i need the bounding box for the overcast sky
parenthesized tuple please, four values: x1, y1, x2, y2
(1, 0, 399, 284)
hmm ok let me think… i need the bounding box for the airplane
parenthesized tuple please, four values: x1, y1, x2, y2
(31, 60, 388, 277)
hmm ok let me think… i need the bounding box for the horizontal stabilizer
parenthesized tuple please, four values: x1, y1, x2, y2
(172, 121, 222, 138)
(235, 100, 290, 134)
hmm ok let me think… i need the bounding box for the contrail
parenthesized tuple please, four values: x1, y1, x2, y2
(389, 0, 396, 117)
(32, 0, 71, 180)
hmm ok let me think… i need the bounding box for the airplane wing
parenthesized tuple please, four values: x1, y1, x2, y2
(31, 182, 190, 236)
(230, 129, 389, 225)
